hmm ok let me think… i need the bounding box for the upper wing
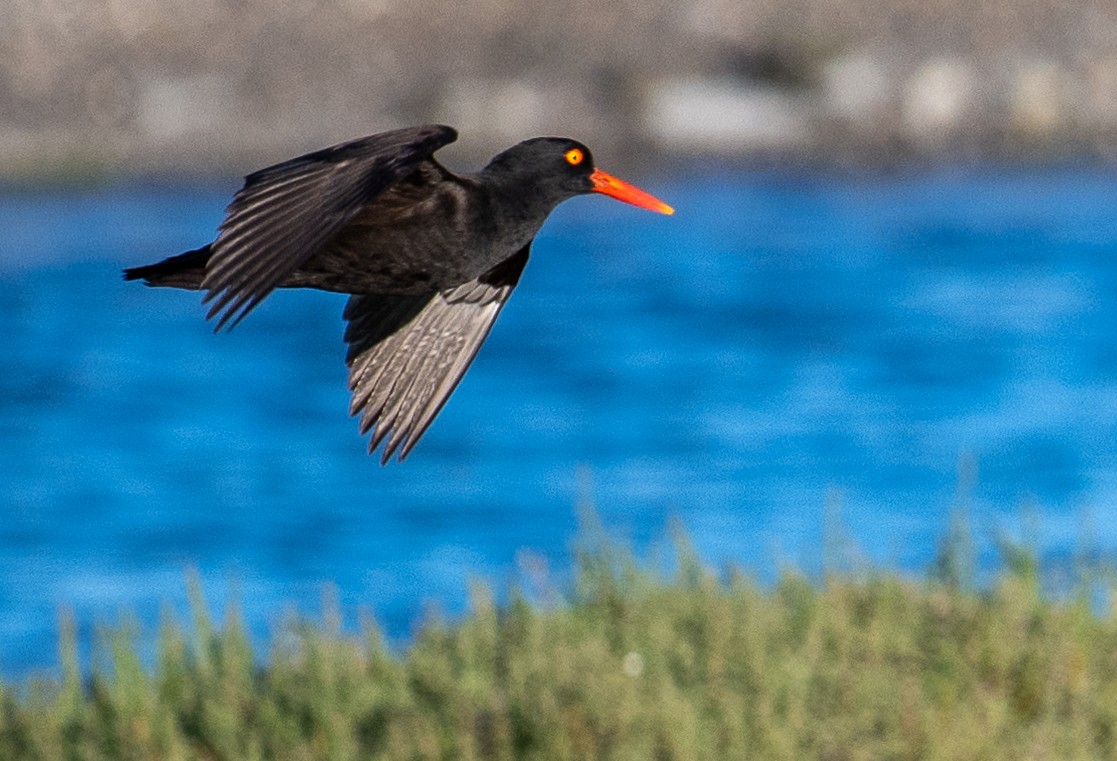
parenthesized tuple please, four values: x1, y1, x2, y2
(202, 124, 458, 330)
(344, 246, 530, 464)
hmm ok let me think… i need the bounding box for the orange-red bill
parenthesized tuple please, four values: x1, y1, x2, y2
(590, 169, 674, 215)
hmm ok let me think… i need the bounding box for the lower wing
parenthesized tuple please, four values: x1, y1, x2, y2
(343, 245, 530, 463)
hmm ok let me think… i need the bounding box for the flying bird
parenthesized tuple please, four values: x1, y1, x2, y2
(124, 124, 673, 463)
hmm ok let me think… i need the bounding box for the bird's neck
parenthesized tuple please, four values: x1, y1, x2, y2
(480, 169, 564, 216)
(464, 171, 555, 258)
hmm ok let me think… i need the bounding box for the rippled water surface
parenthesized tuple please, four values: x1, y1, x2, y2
(4, 165, 1117, 674)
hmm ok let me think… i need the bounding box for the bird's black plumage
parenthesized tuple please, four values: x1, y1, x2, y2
(124, 124, 671, 462)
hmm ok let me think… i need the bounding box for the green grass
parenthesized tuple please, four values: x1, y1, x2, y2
(4, 524, 1117, 760)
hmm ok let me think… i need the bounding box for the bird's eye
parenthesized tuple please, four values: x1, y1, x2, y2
(564, 148, 584, 166)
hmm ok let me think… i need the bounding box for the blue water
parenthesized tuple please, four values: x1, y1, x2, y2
(3, 165, 1117, 676)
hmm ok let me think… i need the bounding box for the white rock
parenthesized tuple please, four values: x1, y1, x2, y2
(902, 58, 977, 143)
(643, 77, 813, 153)
(821, 51, 892, 126)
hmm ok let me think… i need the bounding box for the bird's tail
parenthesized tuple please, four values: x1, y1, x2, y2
(123, 245, 211, 289)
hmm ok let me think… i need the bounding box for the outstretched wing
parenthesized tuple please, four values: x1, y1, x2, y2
(202, 124, 458, 330)
(344, 246, 530, 464)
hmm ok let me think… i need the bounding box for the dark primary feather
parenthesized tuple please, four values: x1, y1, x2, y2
(202, 124, 458, 329)
(344, 245, 530, 463)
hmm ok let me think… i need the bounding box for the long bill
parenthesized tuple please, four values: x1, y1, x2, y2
(590, 169, 674, 215)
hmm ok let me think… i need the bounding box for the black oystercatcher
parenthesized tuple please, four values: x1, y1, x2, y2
(124, 124, 673, 463)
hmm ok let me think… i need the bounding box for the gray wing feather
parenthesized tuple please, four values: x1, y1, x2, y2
(202, 124, 458, 330)
(344, 246, 530, 464)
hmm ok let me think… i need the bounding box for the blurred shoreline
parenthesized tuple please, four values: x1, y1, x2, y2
(6, 0, 1117, 181)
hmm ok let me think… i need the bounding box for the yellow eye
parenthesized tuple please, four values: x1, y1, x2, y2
(565, 148, 584, 166)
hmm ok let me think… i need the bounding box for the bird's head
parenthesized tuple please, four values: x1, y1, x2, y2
(483, 137, 674, 215)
